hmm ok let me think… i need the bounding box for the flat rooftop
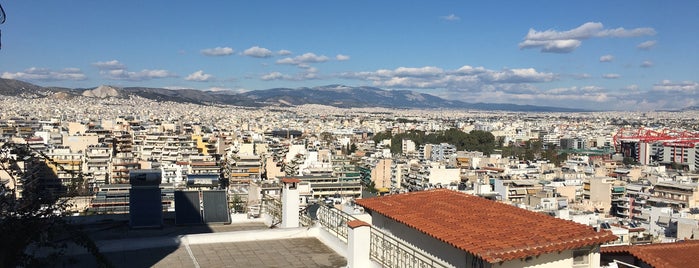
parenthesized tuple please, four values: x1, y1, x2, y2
(57, 217, 346, 268)
(64, 237, 345, 268)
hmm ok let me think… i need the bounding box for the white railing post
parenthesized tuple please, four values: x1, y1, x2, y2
(281, 178, 300, 228)
(347, 220, 371, 268)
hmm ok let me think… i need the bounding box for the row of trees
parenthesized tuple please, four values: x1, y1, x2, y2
(497, 140, 568, 166)
(372, 128, 497, 155)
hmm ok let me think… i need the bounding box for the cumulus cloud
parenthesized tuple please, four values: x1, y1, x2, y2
(336, 54, 350, 61)
(277, 49, 292, 56)
(637, 40, 657, 50)
(101, 69, 177, 81)
(599, 55, 614, 62)
(1, 67, 87, 81)
(261, 72, 292, 81)
(653, 80, 698, 92)
(519, 22, 655, 53)
(200, 47, 234, 56)
(92, 59, 178, 81)
(185, 70, 214, 82)
(276, 52, 329, 66)
(602, 73, 621, 79)
(340, 65, 555, 89)
(640, 61, 653, 68)
(441, 14, 460, 21)
(243, 46, 273, 58)
(92, 60, 126, 70)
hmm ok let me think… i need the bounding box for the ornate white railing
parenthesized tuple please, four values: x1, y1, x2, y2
(317, 205, 354, 242)
(299, 209, 313, 227)
(261, 194, 282, 226)
(370, 227, 452, 268)
(316, 205, 452, 268)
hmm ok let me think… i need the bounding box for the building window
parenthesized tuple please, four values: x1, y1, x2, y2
(573, 249, 589, 267)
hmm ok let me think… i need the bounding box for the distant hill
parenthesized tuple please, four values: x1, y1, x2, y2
(0, 78, 587, 112)
(241, 85, 462, 108)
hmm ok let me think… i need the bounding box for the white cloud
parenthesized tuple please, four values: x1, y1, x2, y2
(277, 49, 292, 56)
(243, 46, 273, 58)
(261, 72, 291, 81)
(101, 69, 177, 81)
(520, 22, 655, 53)
(637, 40, 657, 50)
(261, 67, 320, 81)
(599, 55, 614, 62)
(336, 54, 350, 61)
(340, 65, 555, 89)
(653, 80, 698, 92)
(518, 39, 581, 53)
(276, 52, 329, 66)
(92, 60, 126, 70)
(1, 67, 87, 81)
(574, 73, 592, 79)
(441, 14, 460, 21)
(602, 73, 621, 79)
(200, 47, 234, 56)
(640, 61, 653, 68)
(185, 70, 214, 82)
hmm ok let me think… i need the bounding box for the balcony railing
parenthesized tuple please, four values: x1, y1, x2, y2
(316, 205, 454, 268)
(317, 205, 353, 242)
(262, 194, 282, 226)
(370, 227, 452, 268)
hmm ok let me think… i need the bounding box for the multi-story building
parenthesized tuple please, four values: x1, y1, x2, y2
(370, 158, 392, 191)
(110, 131, 139, 184)
(658, 141, 699, 171)
(46, 146, 84, 190)
(648, 181, 699, 210)
(85, 144, 112, 187)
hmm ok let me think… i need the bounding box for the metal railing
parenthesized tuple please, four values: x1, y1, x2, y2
(317, 205, 355, 242)
(316, 205, 452, 268)
(370, 227, 452, 268)
(261, 194, 282, 226)
(300, 209, 313, 227)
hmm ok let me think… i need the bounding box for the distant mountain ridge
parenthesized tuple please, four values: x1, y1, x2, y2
(0, 78, 586, 112)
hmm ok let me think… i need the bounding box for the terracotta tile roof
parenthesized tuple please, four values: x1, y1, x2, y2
(281, 178, 301, 184)
(355, 189, 617, 263)
(347, 220, 371, 229)
(601, 240, 699, 267)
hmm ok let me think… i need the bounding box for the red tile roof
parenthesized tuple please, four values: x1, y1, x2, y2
(347, 220, 371, 229)
(355, 189, 617, 263)
(281, 178, 301, 184)
(601, 240, 699, 267)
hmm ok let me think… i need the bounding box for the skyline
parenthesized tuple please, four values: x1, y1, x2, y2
(0, 1, 697, 111)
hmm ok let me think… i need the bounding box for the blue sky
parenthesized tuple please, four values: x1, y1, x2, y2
(0, 1, 697, 111)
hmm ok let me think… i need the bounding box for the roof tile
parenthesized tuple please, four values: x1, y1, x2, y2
(601, 240, 699, 267)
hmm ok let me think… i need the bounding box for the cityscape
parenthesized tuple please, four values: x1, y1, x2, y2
(2, 1, 699, 268)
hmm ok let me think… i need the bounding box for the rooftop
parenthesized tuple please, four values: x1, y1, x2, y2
(601, 240, 699, 267)
(355, 189, 617, 263)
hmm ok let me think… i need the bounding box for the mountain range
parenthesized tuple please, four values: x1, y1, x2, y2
(0, 78, 587, 112)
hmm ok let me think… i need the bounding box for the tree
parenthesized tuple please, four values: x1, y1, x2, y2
(0, 142, 111, 267)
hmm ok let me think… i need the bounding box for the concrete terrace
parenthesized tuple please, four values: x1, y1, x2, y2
(57, 218, 347, 268)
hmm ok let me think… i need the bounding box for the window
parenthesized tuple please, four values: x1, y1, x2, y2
(573, 249, 589, 267)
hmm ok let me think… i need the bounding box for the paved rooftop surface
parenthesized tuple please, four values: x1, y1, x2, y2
(65, 237, 346, 268)
(58, 219, 346, 268)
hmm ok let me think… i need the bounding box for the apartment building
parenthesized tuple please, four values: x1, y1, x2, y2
(648, 181, 699, 210)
